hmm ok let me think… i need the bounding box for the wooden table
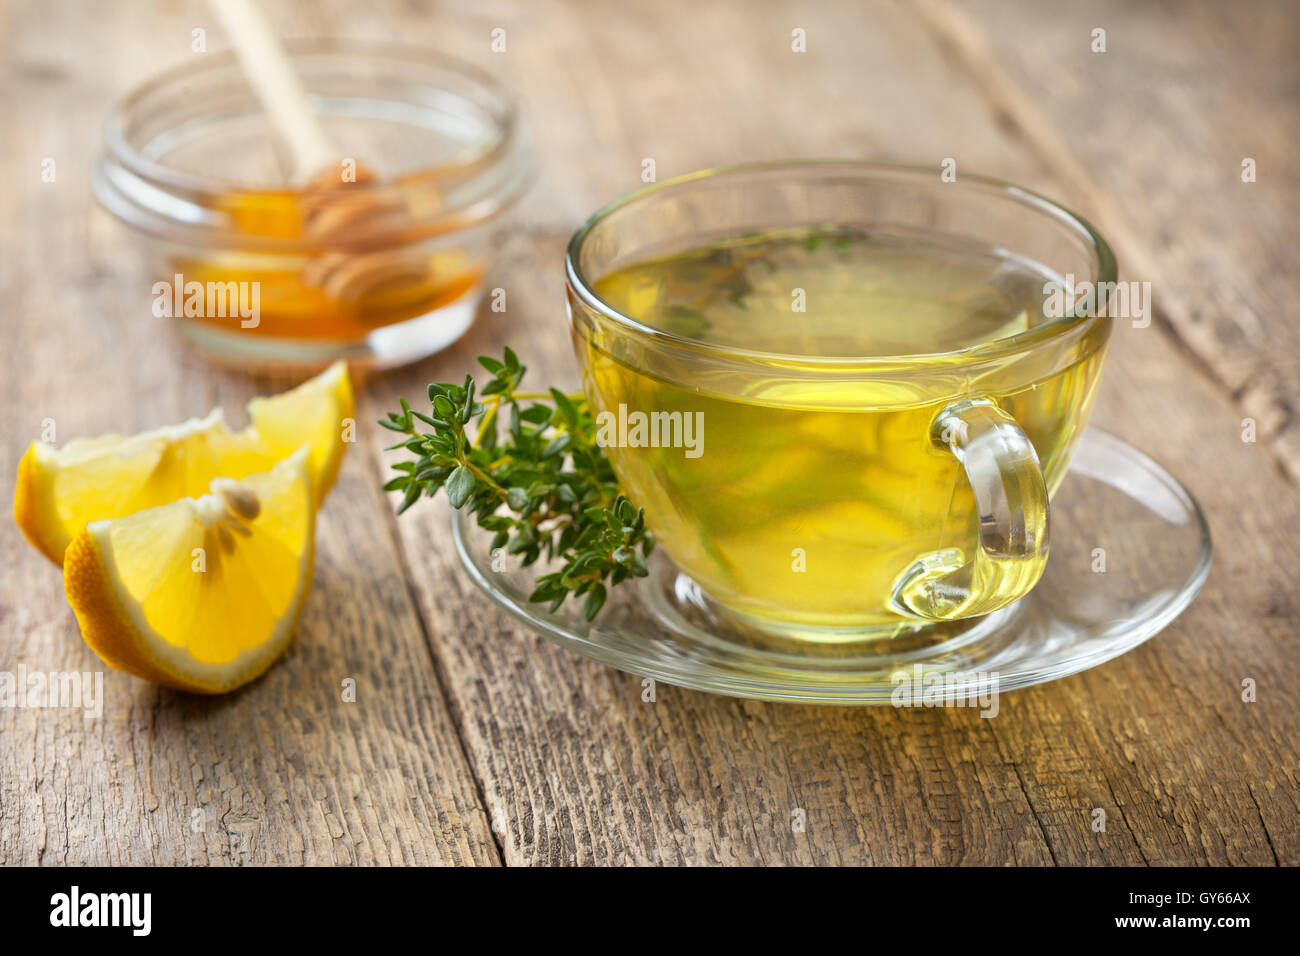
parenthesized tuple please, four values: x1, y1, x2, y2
(1, 0, 1296, 865)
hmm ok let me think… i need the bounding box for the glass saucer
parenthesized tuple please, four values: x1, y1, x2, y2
(451, 428, 1212, 704)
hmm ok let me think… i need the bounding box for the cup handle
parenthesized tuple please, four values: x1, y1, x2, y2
(890, 398, 1050, 621)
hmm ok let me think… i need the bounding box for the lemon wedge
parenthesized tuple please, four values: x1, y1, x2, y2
(14, 361, 352, 565)
(62, 449, 314, 694)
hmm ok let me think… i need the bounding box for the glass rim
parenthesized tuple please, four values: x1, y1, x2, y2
(565, 159, 1118, 369)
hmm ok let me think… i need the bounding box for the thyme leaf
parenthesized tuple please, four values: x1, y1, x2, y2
(382, 350, 653, 621)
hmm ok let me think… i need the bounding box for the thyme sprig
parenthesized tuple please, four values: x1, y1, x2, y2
(380, 348, 653, 620)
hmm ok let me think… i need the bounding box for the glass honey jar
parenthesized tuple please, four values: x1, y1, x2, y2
(94, 40, 531, 370)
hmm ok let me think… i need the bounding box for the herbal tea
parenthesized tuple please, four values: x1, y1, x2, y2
(578, 227, 1110, 635)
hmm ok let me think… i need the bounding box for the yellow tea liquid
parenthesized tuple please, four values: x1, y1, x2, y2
(579, 227, 1110, 634)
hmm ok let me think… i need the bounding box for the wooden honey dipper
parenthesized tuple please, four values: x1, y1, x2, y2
(209, 0, 435, 306)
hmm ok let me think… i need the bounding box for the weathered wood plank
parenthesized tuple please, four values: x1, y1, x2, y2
(362, 0, 1299, 864)
(1, 0, 1296, 867)
(918, 0, 1300, 479)
(0, 0, 498, 865)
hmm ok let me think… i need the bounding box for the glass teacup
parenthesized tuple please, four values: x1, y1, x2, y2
(566, 162, 1115, 640)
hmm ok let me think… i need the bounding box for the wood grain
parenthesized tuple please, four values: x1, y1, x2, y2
(361, 0, 1299, 865)
(0, 0, 1296, 866)
(919, 0, 1300, 479)
(0, 0, 497, 865)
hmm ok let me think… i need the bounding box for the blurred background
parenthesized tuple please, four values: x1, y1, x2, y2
(2, 1, 1295, 452)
